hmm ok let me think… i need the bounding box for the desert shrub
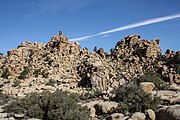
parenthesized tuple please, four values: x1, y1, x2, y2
(0, 93, 13, 105)
(12, 80, 20, 87)
(0, 52, 3, 55)
(135, 72, 168, 90)
(111, 83, 161, 115)
(33, 69, 49, 78)
(69, 93, 81, 102)
(42, 70, 49, 78)
(80, 89, 104, 100)
(18, 66, 29, 79)
(33, 69, 41, 78)
(42, 53, 48, 58)
(0, 84, 4, 88)
(45, 79, 60, 87)
(4, 91, 91, 120)
(174, 54, 180, 74)
(166, 53, 180, 74)
(175, 64, 180, 74)
(174, 54, 180, 64)
(1, 68, 11, 79)
(93, 46, 98, 52)
(48, 59, 54, 65)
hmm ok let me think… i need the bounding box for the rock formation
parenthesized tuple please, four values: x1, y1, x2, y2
(0, 32, 179, 120)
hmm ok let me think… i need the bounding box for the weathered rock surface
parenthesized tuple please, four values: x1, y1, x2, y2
(169, 96, 180, 104)
(109, 113, 124, 120)
(131, 112, 146, 120)
(140, 82, 155, 93)
(94, 101, 118, 114)
(146, 109, 156, 120)
(156, 105, 180, 120)
(0, 33, 179, 97)
(157, 90, 178, 100)
(0, 32, 179, 120)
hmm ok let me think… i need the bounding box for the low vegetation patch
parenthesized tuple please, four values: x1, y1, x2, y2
(1, 68, 11, 79)
(18, 66, 29, 79)
(135, 72, 168, 90)
(12, 80, 20, 87)
(4, 91, 91, 120)
(80, 89, 104, 100)
(0, 93, 13, 106)
(45, 79, 61, 87)
(111, 83, 161, 115)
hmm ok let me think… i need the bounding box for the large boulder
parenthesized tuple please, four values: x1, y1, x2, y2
(156, 90, 178, 100)
(156, 105, 180, 120)
(169, 97, 180, 105)
(146, 109, 156, 120)
(140, 82, 155, 93)
(83, 101, 102, 117)
(131, 112, 146, 120)
(109, 113, 124, 120)
(94, 102, 118, 115)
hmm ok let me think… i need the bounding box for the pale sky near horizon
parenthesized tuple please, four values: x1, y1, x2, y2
(0, 0, 180, 54)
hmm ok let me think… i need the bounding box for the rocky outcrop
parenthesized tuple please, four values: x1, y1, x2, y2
(0, 32, 179, 120)
(156, 105, 180, 120)
(114, 34, 161, 58)
(169, 97, 180, 105)
(0, 33, 179, 97)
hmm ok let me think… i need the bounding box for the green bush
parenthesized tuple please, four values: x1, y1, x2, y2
(45, 79, 60, 87)
(1, 68, 11, 79)
(135, 72, 168, 90)
(166, 53, 180, 74)
(0, 93, 13, 106)
(0, 52, 3, 55)
(33, 69, 41, 78)
(4, 91, 91, 120)
(175, 64, 180, 74)
(42, 70, 49, 78)
(174, 54, 180, 64)
(80, 89, 104, 100)
(18, 67, 29, 79)
(0, 84, 4, 88)
(111, 83, 161, 115)
(12, 80, 20, 87)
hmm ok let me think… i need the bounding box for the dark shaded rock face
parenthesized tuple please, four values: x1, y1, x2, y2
(156, 105, 180, 120)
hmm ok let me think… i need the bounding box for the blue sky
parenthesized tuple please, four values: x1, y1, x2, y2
(0, 0, 180, 54)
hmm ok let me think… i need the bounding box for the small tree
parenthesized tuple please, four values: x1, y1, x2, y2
(174, 54, 180, 64)
(111, 83, 161, 115)
(93, 46, 97, 52)
(18, 66, 29, 79)
(1, 68, 11, 79)
(110, 48, 115, 54)
(0, 93, 13, 106)
(135, 72, 168, 90)
(0, 52, 3, 55)
(12, 80, 20, 87)
(175, 64, 180, 74)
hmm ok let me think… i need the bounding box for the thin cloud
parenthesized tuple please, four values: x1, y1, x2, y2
(102, 34, 109, 38)
(70, 34, 97, 41)
(21, 0, 101, 17)
(70, 13, 180, 41)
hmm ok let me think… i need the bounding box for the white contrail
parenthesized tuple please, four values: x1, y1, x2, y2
(70, 13, 180, 41)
